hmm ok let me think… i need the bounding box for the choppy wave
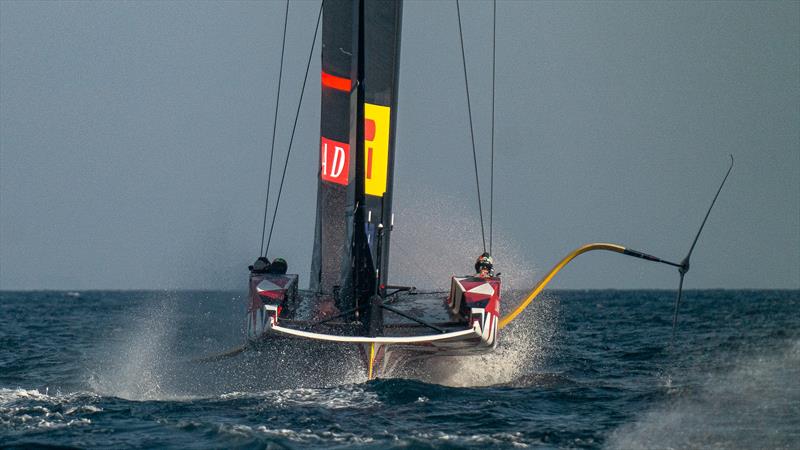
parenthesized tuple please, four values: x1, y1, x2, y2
(606, 338, 800, 450)
(0, 388, 99, 432)
(1, 290, 798, 448)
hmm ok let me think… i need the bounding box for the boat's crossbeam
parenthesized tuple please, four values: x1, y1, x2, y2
(269, 322, 480, 344)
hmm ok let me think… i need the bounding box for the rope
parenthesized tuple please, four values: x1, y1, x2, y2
(456, 0, 486, 254)
(489, 0, 496, 253)
(259, 0, 289, 256)
(264, 1, 323, 256)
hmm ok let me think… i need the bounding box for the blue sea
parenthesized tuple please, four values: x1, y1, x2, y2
(1, 290, 798, 449)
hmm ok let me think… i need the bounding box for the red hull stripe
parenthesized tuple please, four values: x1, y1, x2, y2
(321, 71, 351, 92)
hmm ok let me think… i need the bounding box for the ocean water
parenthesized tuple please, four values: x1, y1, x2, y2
(1, 289, 798, 449)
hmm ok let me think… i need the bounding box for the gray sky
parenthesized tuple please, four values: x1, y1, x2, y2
(1, 0, 798, 291)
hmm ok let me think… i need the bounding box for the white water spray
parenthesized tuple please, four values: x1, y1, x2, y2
(388, 189, 559, 386)
(88, 295, 178, 400)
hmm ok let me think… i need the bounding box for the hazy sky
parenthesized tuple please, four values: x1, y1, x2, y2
(1, 0, 798, 291)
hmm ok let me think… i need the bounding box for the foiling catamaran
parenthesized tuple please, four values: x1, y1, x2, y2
(232, 0, 732, 380)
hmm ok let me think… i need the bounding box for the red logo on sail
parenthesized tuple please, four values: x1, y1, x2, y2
(320, 137, 350, 185)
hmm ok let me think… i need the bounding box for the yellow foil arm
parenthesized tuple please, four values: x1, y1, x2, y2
(498, 243, 627, 329)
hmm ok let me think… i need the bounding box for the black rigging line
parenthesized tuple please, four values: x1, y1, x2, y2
(380, 304, 447, 334)
(259, 0, 290, 256)
(456, 0, 487, 254)
(264, 1, 323, 256)
(489, 0, 496, 254)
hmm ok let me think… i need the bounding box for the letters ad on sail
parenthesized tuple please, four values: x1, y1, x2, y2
(364, 103, 391, 197)
(320, 137, 350, 185)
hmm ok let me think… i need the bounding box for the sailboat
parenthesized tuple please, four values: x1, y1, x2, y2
(245, 0, 503, 380)
(242, 0, 732, 380)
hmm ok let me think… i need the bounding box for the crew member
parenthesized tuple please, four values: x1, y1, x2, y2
(474, 252, 494, 278)
(249, 256, 270, 274)
(267, 257, 288, 275)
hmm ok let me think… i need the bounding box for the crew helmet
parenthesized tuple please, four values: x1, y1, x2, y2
(269, 257, 288, 274)
(474, 252, 494, 273)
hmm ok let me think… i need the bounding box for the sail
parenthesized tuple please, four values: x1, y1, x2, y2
(310, 0, 359, 302)
(361, 0, 402, 293)
(311, 0, 403, 319)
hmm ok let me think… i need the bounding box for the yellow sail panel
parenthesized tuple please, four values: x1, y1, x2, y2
(364, 103, 391, 197)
